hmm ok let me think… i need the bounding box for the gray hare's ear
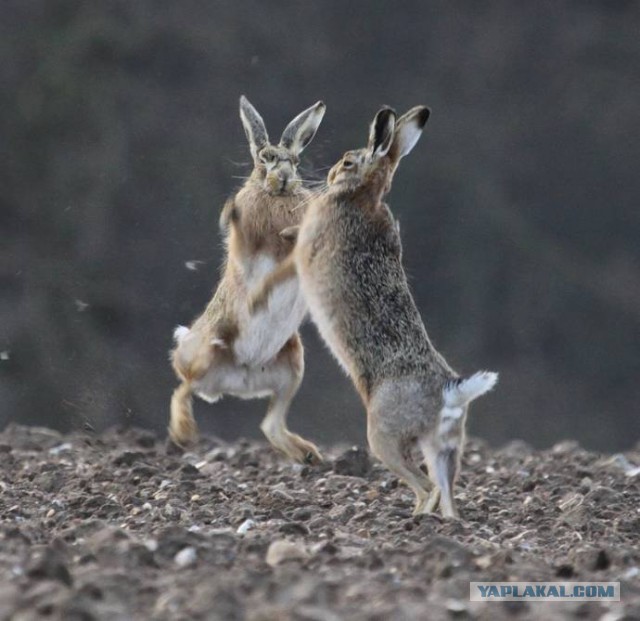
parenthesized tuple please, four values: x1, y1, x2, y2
(367, 107, 396, 159)
(239, 95, 269, 160)
(388, 106, 430, 164)
(280, 101, 326, 155)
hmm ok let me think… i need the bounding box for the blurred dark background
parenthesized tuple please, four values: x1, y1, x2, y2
(2, 1, 639, 451)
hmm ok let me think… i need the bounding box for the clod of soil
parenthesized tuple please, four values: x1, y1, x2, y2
(0, 423, 639, 620)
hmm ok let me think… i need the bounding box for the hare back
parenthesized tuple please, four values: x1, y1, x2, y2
(298, 196, 454, 399)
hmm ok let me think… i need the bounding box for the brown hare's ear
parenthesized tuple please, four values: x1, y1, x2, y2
(239, 95, 270, 160)
(280, 101, 326, 156)
(367, 107, 396, 159)
(388, 106, 430, 164)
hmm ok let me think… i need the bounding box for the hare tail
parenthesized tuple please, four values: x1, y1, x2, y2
(443, 371, 498, 409)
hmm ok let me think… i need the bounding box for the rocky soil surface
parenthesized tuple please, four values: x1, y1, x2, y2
(0, 424, 639, 620)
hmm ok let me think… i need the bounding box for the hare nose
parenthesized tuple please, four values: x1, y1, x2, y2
(278, 172, 289, 190)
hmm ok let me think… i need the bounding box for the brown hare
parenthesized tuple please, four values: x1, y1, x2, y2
(170, 96, 325, 464)
(250, 106, 497, 516)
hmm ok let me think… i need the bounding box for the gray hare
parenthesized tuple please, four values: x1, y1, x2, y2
(250, 106, 497, 517)
(170, 96, 325, 464)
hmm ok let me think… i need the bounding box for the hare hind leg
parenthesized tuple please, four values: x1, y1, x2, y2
(367, 425, 433, 515)
(259, 334, 322, 465)
(169, 335, 227, 447)
(421, 435, 462, 519)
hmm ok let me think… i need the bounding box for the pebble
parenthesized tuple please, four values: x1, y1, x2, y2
(333, 447, 371, 478)
(271, 488, 295, 502)
(144, 539, 158, 552)
(174, 546, 197, 567)
(48, 443, 72, 455)
(265, 539, 308, 567)
(236, 519, 256, 535)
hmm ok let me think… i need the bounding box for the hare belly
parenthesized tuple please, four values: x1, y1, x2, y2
(301, 280, 353, 378)
(234, 278, 307, 366)
(193, 357, 294, 402)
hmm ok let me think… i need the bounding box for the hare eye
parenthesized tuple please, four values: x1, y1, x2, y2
(260, 152, 274, 163)
(343, 160, 355, 169)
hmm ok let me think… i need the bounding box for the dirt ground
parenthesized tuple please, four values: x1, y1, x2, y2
(0, 423, 638, 621)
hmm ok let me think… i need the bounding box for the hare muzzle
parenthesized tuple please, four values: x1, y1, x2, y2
(266, 170, 300, 194)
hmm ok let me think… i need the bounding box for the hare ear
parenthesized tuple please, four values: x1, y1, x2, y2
(389, 106, 430, 163)
(239, 95, 269, 160)
(367, 107, 396, 159)
(280, 101, 326, 155)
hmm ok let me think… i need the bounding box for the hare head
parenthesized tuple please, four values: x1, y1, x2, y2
(240, 95, 326, 196)
(327, 105, 431, 195)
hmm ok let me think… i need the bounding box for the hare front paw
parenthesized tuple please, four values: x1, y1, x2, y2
(275, 432, 323, 465)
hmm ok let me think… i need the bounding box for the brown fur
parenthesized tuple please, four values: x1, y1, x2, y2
(169, 97, 325, 463)
(190, 181, 309, 353)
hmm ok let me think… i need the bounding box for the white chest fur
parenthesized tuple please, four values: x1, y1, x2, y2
(233, 254, 307, 366)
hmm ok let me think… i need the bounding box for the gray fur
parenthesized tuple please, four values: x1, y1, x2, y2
(280, 101, 326, 155)
(292, 106, 497, 517)
(239, 95, 269, 160)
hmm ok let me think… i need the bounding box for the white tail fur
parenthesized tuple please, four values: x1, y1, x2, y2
(443, 371, 498, 409)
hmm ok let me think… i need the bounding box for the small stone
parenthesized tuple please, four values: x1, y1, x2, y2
(271, 489, 295, 503)
(144, 539, 158, 552)
(291, 507, 314, 522)
(112, 451, 145, 467)
(48, 443, 72, 455)
(279, 522, 309, 536)
(180, 464, 202, 479)
(579, 477, 592, 492)
(174, 546, 197, 567)
(333, 447, 371, 478)
(445, 599, 467, 614)
(584, 486, 623, 505)
(552, 440, 581, 454)
(135, 431, 157, 448)
(265, 539, 308, 567)
(236, 519, 256, 535)
(163, 504, 178, 519)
